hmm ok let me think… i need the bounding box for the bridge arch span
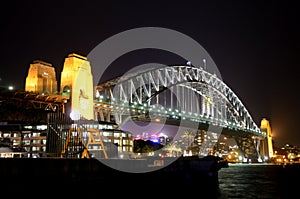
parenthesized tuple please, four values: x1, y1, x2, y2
(96, 65, 262, 136)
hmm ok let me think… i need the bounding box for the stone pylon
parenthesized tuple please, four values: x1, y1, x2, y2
(60, 53, 94, 120)
(260, 118, 274, 160)
(25, 60, 58, 94)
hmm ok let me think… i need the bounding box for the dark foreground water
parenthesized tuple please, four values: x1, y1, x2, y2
(74, 163, 300, 198)
(217, 163, 300, 199)
(1, 159, 299, 198)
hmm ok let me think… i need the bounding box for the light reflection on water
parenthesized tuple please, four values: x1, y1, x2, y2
(216, 163, 299, 199)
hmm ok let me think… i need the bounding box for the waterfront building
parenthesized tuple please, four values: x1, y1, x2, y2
(0, 120, 133, 158)
(0, 122, 47, 157)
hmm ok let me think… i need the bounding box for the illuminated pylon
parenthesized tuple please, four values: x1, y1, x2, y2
(260, 118, 274, 159)
(60, 53, 94, 120)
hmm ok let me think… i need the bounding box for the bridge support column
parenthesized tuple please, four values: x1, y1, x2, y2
(260, 118, 274, 161)
(252, 136, 264, 162)
(235, 136, 259, 163)
(94, 106, 113, 123)
(257, 137, 270, 162)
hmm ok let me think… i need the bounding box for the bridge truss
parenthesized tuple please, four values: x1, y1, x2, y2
(95, 65, 268, 162)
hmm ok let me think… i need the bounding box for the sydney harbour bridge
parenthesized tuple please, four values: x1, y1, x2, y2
(94, 64, 271, 162)
(0, 53, 273, 163)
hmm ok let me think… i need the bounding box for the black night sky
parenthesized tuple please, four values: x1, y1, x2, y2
(1, 1, 299, 147)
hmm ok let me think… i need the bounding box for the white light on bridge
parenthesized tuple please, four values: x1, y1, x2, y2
(70, 109, 81, 121)
(203, 58, 206, 69)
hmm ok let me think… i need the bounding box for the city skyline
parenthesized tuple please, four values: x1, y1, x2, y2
(1, 1, 299, 147)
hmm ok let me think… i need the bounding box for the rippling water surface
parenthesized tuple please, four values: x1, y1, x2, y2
(217, 163, 300, 199)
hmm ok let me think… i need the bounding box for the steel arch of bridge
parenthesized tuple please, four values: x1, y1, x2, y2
(96, 65, 264, 137)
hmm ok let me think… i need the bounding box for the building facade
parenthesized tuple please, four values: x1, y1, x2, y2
(0, 122, 47, 157)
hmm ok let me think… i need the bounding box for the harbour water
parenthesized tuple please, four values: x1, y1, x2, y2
(216, 163, 300, 199)
(78, 162, 299, 198)
(1, 159, 299, 198)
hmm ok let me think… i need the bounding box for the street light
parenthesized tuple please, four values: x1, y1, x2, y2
(0, 85, 14, 90)
(0, 78, 14, 90)
(70, 109, 81, 121)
